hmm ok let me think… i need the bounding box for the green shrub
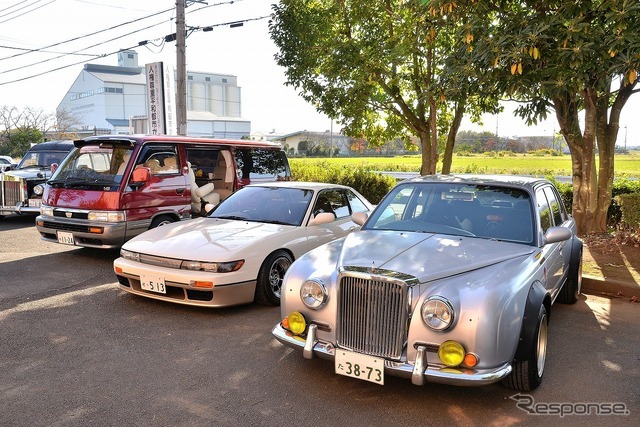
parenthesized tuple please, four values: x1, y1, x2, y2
(290, 162, 396, 204)
(614, 193, 640, 230)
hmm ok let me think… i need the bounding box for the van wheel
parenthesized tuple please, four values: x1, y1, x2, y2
(255, 250, 292, 306)
(150, 215, 175, 229)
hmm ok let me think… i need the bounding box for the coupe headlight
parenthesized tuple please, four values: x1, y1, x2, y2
(33, 184, 44, 196)
(88, 211, 126, 222)
(181, 260, 244, 273)
(300, 279, 328, 309)
(421, 296, 455, 331)
(120, 249, 140, 262)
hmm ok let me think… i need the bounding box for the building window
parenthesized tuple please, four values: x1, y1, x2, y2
(222, 78, 227, 83)
(188, 75, 193, 80)
(205, 77, 211, 82)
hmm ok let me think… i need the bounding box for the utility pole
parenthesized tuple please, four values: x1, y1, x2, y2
(176, 0, 187, 136)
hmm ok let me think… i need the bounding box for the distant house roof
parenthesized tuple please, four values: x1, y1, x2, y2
(273, 130, 339, 140)
(83, 64, 146, 85)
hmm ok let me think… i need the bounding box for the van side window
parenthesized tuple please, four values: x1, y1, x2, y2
(136, 145, 179, 175)
(234, 148, 288, 181)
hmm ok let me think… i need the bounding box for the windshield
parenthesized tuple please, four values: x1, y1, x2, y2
(49, 145, 134, 189)
(18, 150, 69, 169)
(210, 186, 313, 226)
(365, 182, 534, 244)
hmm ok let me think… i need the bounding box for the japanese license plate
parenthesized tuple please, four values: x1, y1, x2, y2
(57, 231, 75, 245)
(28, 199, 41, 207)
(335, 349, 384, 385)
(140, 274, 166, 294)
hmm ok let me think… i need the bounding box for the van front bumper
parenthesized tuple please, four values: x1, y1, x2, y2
(36, 215, 130, 249)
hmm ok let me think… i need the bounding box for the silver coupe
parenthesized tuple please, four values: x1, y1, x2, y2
(273, 174, 583, 391)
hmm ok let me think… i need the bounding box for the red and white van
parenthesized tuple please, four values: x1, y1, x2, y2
(35, 135, 290, 249)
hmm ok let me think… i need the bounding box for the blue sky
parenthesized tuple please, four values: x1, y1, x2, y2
(1, 0, 638, 145)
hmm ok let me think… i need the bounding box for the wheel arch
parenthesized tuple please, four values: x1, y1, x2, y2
(513, 281, 551, 362)
(149, 211, 181, 227)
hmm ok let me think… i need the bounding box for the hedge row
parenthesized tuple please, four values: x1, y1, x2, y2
(550, 177, 640, 227)
(290, 161, 396, 204)
(291, 161, 640, 229)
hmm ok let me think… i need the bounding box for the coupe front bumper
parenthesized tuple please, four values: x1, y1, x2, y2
(272, 323, 513, 387)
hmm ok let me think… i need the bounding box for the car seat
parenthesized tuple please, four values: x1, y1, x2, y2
(210, 151, 234, 201)
(188, 161, 220, 214)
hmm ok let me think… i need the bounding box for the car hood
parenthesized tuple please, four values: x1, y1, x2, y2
(123, 217, 295, 260)
(1, 168, 49, 179)
(337, 230, 536, 283)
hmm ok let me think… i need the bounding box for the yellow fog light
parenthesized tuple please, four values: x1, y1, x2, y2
(287, 311, 306, 335)
(438, 340, 465, 367)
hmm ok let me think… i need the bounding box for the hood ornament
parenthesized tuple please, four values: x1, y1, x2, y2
(370, 261, 375, 273)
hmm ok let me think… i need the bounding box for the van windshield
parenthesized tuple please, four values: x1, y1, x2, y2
(49, 145, 134, 189)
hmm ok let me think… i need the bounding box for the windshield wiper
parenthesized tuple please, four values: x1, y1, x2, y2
(213, 215, 251, 221)
(259, 219, 294, 226)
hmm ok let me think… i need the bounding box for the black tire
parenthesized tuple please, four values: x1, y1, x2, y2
(150, 215, 175, 229)
(503, 305, 548, 391)
(254, 250, 292, 306)
(558, 244, 583, 304)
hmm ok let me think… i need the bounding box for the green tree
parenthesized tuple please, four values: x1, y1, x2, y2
(0, 106, 50, 157)
(429, 0, 640, 233)
(269, 0, 499, 175)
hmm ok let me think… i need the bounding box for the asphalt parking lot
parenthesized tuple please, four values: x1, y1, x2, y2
(1, 214, 638, 427)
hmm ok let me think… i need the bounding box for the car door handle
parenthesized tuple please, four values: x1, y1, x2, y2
(176, 188, 185, 194)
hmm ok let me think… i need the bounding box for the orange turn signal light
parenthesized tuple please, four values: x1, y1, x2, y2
(192, 281, 214, 289)
(89, 227, 104, 234)
(463, 353, 478, 367)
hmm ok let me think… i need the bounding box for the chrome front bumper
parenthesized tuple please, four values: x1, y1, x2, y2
(272, 323, 513, 387)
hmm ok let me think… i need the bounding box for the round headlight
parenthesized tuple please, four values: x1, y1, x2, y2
(421, 296, 455, 331)
(438, 340, 465, 367)
(33, 184, 44, 196)
(300, 279, 328, 309)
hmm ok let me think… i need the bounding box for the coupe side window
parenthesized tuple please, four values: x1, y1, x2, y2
(543, 186, 564, 226)
(536, 189, 553, 233)
(313, 190, 350, 219)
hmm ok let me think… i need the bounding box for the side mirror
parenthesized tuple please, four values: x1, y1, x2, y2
(130, 167, 150, 190)
(131, 167, 150, 182)
(309, 212, 335, 226)
(351, 211, 368, 226)
(543, 226, 572, 245)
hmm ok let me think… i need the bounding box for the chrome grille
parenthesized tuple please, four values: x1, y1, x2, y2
(1, 180, 21, 206)
(337, 271, 411, 360)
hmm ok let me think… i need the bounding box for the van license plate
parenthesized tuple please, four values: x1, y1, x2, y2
(57, 231, 75, 245)
(140, 274, 166, 294)
(335, 349, 384, 385)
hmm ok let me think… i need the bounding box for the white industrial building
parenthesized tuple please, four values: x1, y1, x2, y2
(57, 50, 250, 138)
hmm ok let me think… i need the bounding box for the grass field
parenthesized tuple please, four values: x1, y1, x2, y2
(290, 152, 640, 177)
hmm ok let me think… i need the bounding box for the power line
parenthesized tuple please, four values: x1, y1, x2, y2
(0, 1, 254, 86)
(1, 18, 171, 75)
(0, 6, 174, 62)
(0, 0, 55, 24)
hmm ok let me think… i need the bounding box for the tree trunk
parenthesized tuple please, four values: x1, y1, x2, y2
(441, 101, 466, 175)
(419, 128, 434, 175)
(553, 92, 598, 235)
